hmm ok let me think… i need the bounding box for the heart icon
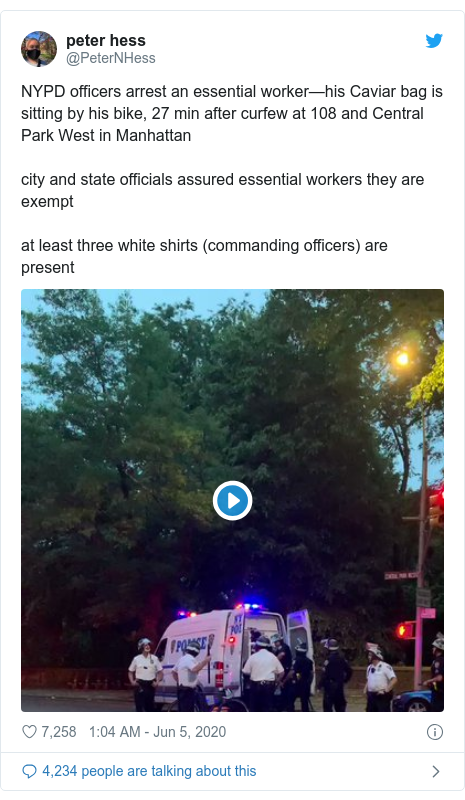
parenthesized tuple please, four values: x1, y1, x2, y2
(22, 725, 37, 738)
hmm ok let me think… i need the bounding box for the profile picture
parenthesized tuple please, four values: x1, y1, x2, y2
(21, 31, 57, 67)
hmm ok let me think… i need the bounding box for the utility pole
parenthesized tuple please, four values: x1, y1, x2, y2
(414, 398, 428, 690)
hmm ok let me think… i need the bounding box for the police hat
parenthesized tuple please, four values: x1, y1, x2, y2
(186, 640, 201, 655)
(324, 638, 339, 651)
(366, 643, 383, 660)
(295, 642, 308, 653)
(137, 637, 152, 651)
(256, 635, 271, 648)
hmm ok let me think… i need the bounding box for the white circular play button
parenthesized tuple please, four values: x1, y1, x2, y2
(213, 481, 253, 520)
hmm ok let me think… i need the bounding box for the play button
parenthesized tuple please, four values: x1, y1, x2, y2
(213, 481, 253, 520)
(228, 492, 240, 509)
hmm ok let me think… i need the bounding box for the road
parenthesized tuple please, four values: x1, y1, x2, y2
(22, 696, 133, 712)
(21, 667, 420, 714)
(21, 692, 367, 713)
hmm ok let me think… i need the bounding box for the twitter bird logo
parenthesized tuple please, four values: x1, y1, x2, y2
(426, 33, 442, 48)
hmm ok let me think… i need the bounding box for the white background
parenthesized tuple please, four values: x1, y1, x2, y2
(1, 4, 463, 797)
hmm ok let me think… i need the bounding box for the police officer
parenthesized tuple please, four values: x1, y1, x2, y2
(128, 638, 163, 712)
(271, 634, 293, 711)
(172, 641, 211, 712)
(242, 635, 284, 711)
(364, 643, 397, 712)
(318, 638, 352, 712)
(289, 642, 314, 712)
(423, 634, 444, 712)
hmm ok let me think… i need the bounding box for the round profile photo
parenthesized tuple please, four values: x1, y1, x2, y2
(22, 31, 57, 67)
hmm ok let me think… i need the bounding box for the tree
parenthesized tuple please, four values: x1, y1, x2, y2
(22, 291, 225, 665)
(196, 291, 400, 613)
(264, 290, 443, 494)
(410, 343, 444, 406)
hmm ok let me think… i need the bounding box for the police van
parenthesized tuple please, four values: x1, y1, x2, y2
(154, 605, 313, 710)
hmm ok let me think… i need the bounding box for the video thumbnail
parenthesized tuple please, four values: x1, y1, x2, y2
(21, 289, 444, 712)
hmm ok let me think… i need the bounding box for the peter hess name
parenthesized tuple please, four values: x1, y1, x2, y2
(22, 128, 192, 142)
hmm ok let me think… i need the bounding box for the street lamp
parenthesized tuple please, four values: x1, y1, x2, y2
(394, 347, 428, 690)
(395, 351, 410, 367)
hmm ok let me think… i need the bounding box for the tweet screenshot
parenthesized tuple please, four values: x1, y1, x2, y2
(0, 5, 462, 795)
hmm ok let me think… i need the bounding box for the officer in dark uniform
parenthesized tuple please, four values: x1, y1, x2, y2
(289, 642, 314, 712)
(271, 634, 293, 711)
(318, 638, 352, 712)
(423, 634, 444, 712)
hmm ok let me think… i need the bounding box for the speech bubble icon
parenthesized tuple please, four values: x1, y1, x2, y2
(22, 764, 37, 779)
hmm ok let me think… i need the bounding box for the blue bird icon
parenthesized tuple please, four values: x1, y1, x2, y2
(426, 33, 442, 48)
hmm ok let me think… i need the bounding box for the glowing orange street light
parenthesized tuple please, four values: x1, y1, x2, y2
(395, 350, 410, 367)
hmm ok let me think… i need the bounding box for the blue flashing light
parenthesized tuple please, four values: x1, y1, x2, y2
(177, 610, 187, 617)
(235, 601, 263, 612)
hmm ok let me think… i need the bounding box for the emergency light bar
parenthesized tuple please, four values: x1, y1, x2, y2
(235, 602, 263, 611)
(177, 610, 198, 618)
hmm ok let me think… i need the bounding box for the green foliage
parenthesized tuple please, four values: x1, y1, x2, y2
(410, 344, 444, 406)
(21, 290, 443, 667)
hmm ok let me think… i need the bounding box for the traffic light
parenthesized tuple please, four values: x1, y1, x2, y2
(395, 621, 415, 640)
(429, 486, 444, 529)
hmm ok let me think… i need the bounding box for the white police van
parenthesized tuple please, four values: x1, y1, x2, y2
(154, 605, 313, 710)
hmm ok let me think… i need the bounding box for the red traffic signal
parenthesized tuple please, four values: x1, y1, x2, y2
(429, 486, 444, 529)
(395, 621, 415, 640)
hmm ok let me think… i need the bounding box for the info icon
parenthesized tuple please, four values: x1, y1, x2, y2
(213, 481, 253, 521)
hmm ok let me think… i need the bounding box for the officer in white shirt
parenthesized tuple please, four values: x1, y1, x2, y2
(242, 635, 284, 711)
(364, 643, 397, 712)
(128, 638, 163, 712)
(172, 640, 211, 712)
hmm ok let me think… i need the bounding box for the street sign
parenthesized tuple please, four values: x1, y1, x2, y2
(420, 607, 437, 619)
(384, 571, 419, 580)
(416, 588, 432, 607)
